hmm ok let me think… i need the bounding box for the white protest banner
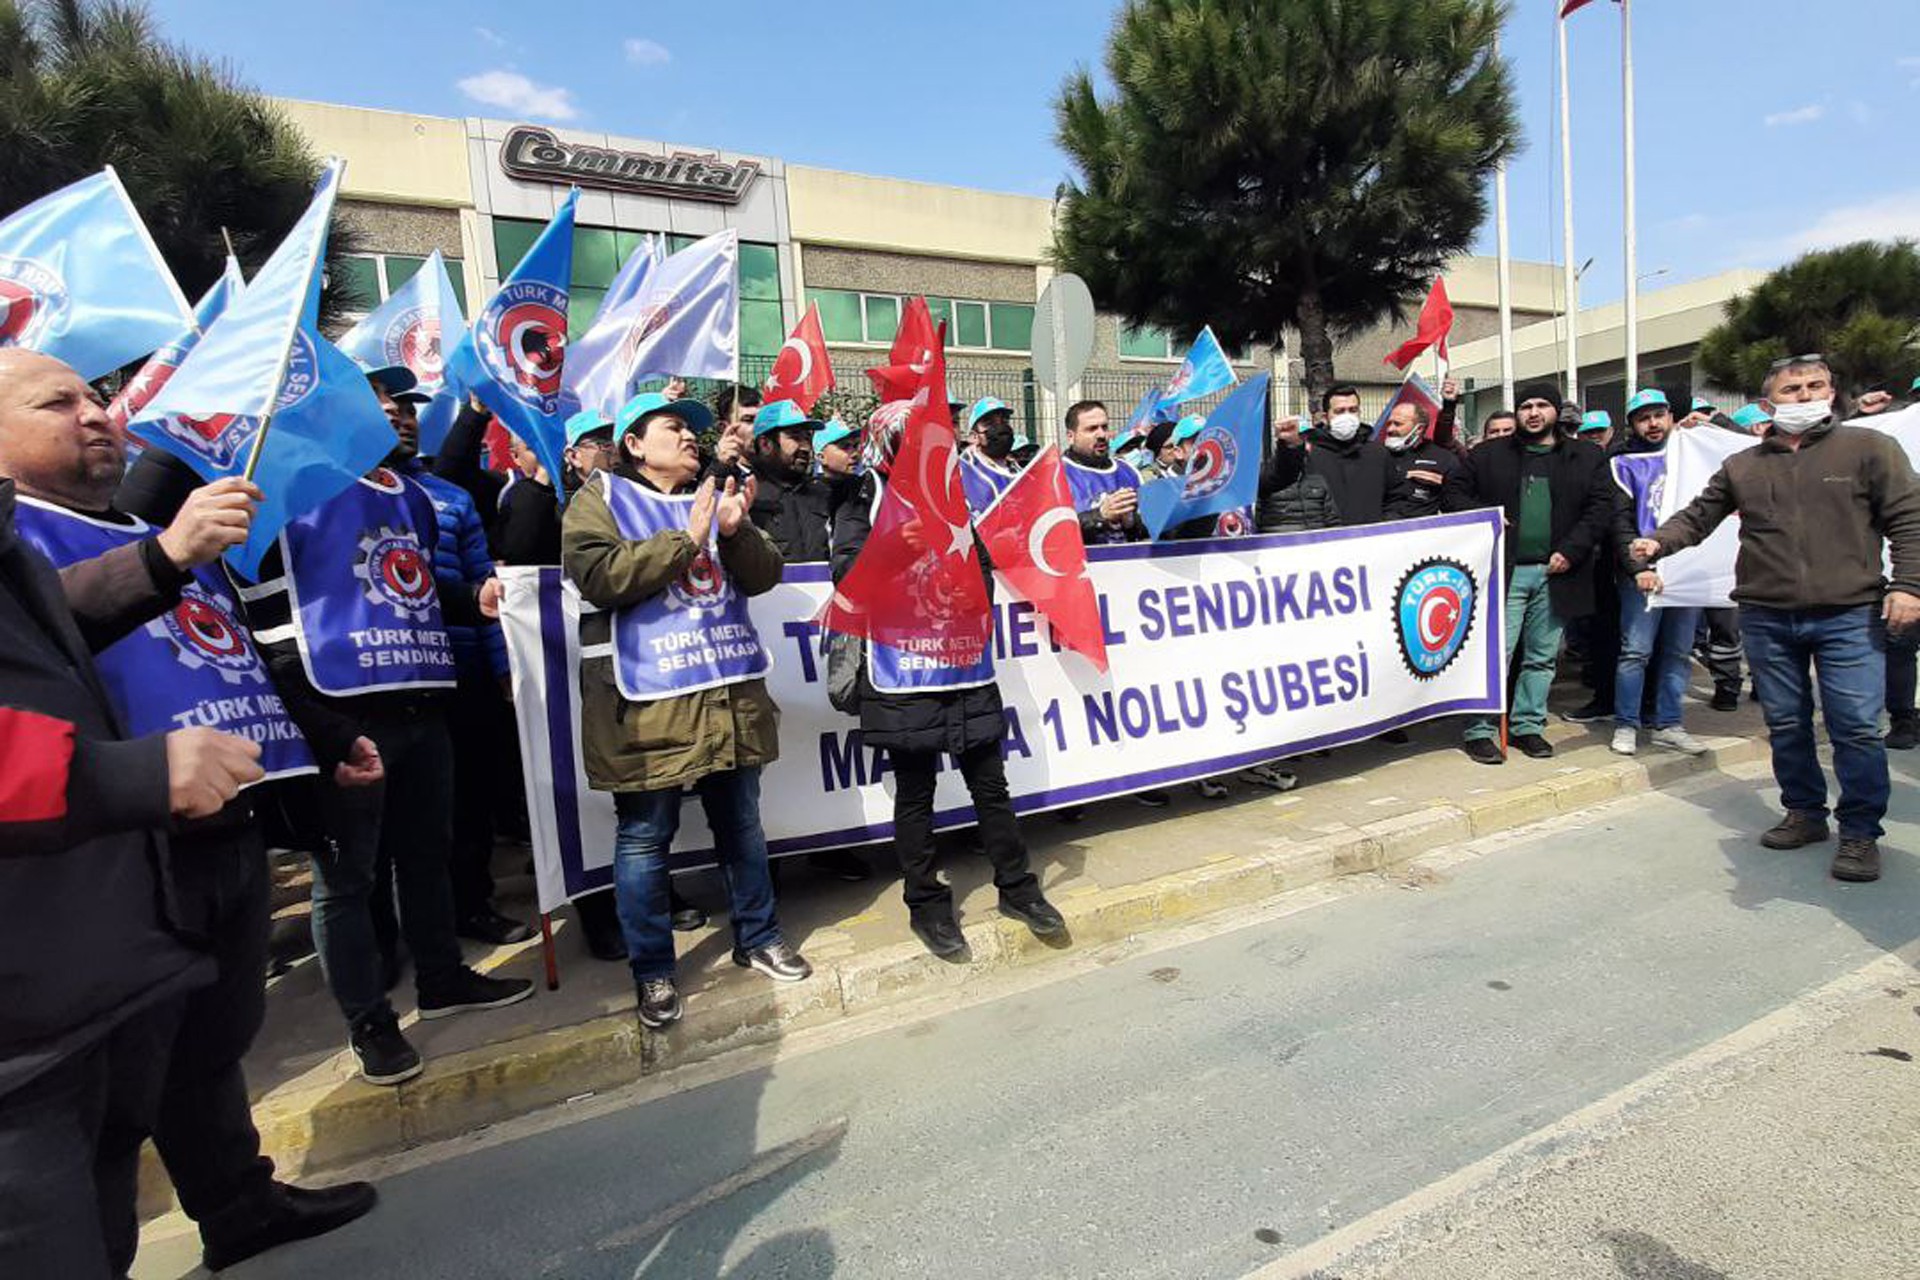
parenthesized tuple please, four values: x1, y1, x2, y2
(1653, 408, 1920, 609)
(501, 509, 1506, 912)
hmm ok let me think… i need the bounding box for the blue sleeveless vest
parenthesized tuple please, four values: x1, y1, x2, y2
(1610, 452, 1668, 538)
(278, 469, 458, 696)
(1063, 455, 1143, 544)
(13, 497, 314, 780)
(599, 472, 770, 702)
(958, 451, 1017, 517)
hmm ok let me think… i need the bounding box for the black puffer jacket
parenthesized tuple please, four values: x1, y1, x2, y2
(829, 472, 1005, 756)
(1257, 472, 1340, 531)
(748, 462, 835, 563)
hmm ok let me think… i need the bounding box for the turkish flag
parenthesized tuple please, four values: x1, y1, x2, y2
(823, 336, 995, 665)
(484, 416, 515, 473)
(1559, 0, 1613, 15)
(976, 444, 1108, 672)
(763, 302, 834, 413)
(864, 296, 941, 401)
(1384, 278, 1454, 371)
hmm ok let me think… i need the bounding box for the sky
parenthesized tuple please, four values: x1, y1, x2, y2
(156, 0, 1920, 306)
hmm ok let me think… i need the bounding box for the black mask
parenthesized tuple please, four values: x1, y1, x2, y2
(982, 421, 1016, 458)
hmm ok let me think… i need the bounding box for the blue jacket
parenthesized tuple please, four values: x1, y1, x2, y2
(409, 464, 509, 681)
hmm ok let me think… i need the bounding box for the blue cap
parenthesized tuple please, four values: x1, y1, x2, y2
(753, 398, 824, 439)
(1011, 432, 1034, 452)
(1578, 409, 1612, 433)
(360, 363, 418, 397)
(1731, 404, 1772, 429)
(1691, 396, 1715, 414)
(616, 392, 714, 438)
(565, 407, 614, 447)
(965, 396, 1012, 432)
(812, 418, 857, 451)
(1910, 374, 1920, 393)
(1170, 413, 1206, 444)
(1624, 388, 1669, 417)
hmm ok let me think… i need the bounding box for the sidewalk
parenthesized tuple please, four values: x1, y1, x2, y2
(146, 694, 1774, 1215)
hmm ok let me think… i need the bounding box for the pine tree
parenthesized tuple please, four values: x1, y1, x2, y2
(1697, 241, 1920, 399)
(0, 0, 365, 328)
(1052, 0, 1518, 406)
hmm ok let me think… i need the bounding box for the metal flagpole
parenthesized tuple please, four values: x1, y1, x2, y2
(1557, 12, 1580, 403)
(1493, 36, 1515, 408)
(1620, 0, 1639, 393)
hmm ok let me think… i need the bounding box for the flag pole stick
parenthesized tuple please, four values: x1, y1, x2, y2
(219, 226, 237, 260)
(1557, 13, 1580, 404)
(539, 912, 560, 991)
(1492, 31, 1515, 409)
(1620, 0, 1639, 393)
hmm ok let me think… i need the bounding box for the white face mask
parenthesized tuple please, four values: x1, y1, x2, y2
(1382, 430, 1419, 454)
(1327, 412, 1363, 442)
(1769, 399, 1831, 435)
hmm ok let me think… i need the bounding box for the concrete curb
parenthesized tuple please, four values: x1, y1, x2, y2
(147, 735, 1768, 1209)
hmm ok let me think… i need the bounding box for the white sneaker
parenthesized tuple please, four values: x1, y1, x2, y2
(1238, 763, 1299, 792)
(1610, 727, 1639, 755)
(1651, 726, 1708, 756)
(1194, 777, 1229, 800)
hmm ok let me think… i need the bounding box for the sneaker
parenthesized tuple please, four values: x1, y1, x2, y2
(1832, 837, 1882, 883)
(1000, 893, 1067, 938)
(1463, 738, 1504, 765)
(636, 976, 682, 1029)
(733, 941, 812, 982)
(456, 909, 533, 946)
(348, 1014, 422, 1086)
(910, 913, 969, 959)
(668, 888, 708, 933)
(1760, 809, 1831, 850)
(1650, 726, 1708, 756)
(416, 968, 535, 1020)
(1134, 788, 1171, 809)
(1610, 726, 1639, 756)
(1710, 687, 1740, 712)
(1887, 716, 1920, 751)
(1561, 700, 1610, 724)
(1512, 733, 1554, 759)
(1193, 777, 1229, 800)
(1238, 763, 1298, 792)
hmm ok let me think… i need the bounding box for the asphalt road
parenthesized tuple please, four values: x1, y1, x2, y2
(136, 758, 1920, 1280)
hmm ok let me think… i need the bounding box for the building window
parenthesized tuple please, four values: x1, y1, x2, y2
(1119, 324, 1176, 360)
(334, 253, 468, 318)
(805, 288, 1036, 352)
(491, 219, 786, 358)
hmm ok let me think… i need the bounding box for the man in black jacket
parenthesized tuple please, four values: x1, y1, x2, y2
(1445, 382, 1615, 764)
(1280, 384, 1399, 525)
(747, 399, 834, 563)
(0, 352, 272, 1277)
(1381, 398, 1458, 520)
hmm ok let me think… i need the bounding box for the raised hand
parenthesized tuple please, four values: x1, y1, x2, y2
(158, 477, 262, 569)
(687, 477, 718, 546)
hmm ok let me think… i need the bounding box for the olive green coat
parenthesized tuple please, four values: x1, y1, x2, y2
(561, 473, 784, 793)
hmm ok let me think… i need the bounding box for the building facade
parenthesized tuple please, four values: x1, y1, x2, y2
(280, 98, 1566, 443)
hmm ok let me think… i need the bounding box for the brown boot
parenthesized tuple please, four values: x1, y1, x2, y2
(1760, 809, 1831, 850)
(1831, 838, 1882, 883)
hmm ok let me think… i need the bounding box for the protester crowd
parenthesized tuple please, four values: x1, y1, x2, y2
(6, 273, 1920, 1280)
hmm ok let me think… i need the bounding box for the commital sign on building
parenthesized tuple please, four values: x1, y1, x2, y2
(499, 126, 760, 203)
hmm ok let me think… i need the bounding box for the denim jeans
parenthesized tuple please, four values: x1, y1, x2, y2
(1739, 604, 1889, 839)
(613, 768, 782, 982)
(1615, 585, 1700, 729)
(1467, 563, 1564, 741)
(310, 706, 466, 1028)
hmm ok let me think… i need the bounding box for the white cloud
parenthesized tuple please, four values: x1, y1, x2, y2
(475, 26, 507, 47)
(456, 70, 580, 121)
(1755, 189, 1920, 260)
(1763, 103, 1825, 127)
(1897, 56, 1920, 69)
(1664, 212, 1712, 232)
(623, 38, 671, 67)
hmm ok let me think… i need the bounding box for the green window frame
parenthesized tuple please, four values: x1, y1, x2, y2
(801, 288, 1035, 352)
(334, 253, 468, 318)
(1119, 323, 1176, 360)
